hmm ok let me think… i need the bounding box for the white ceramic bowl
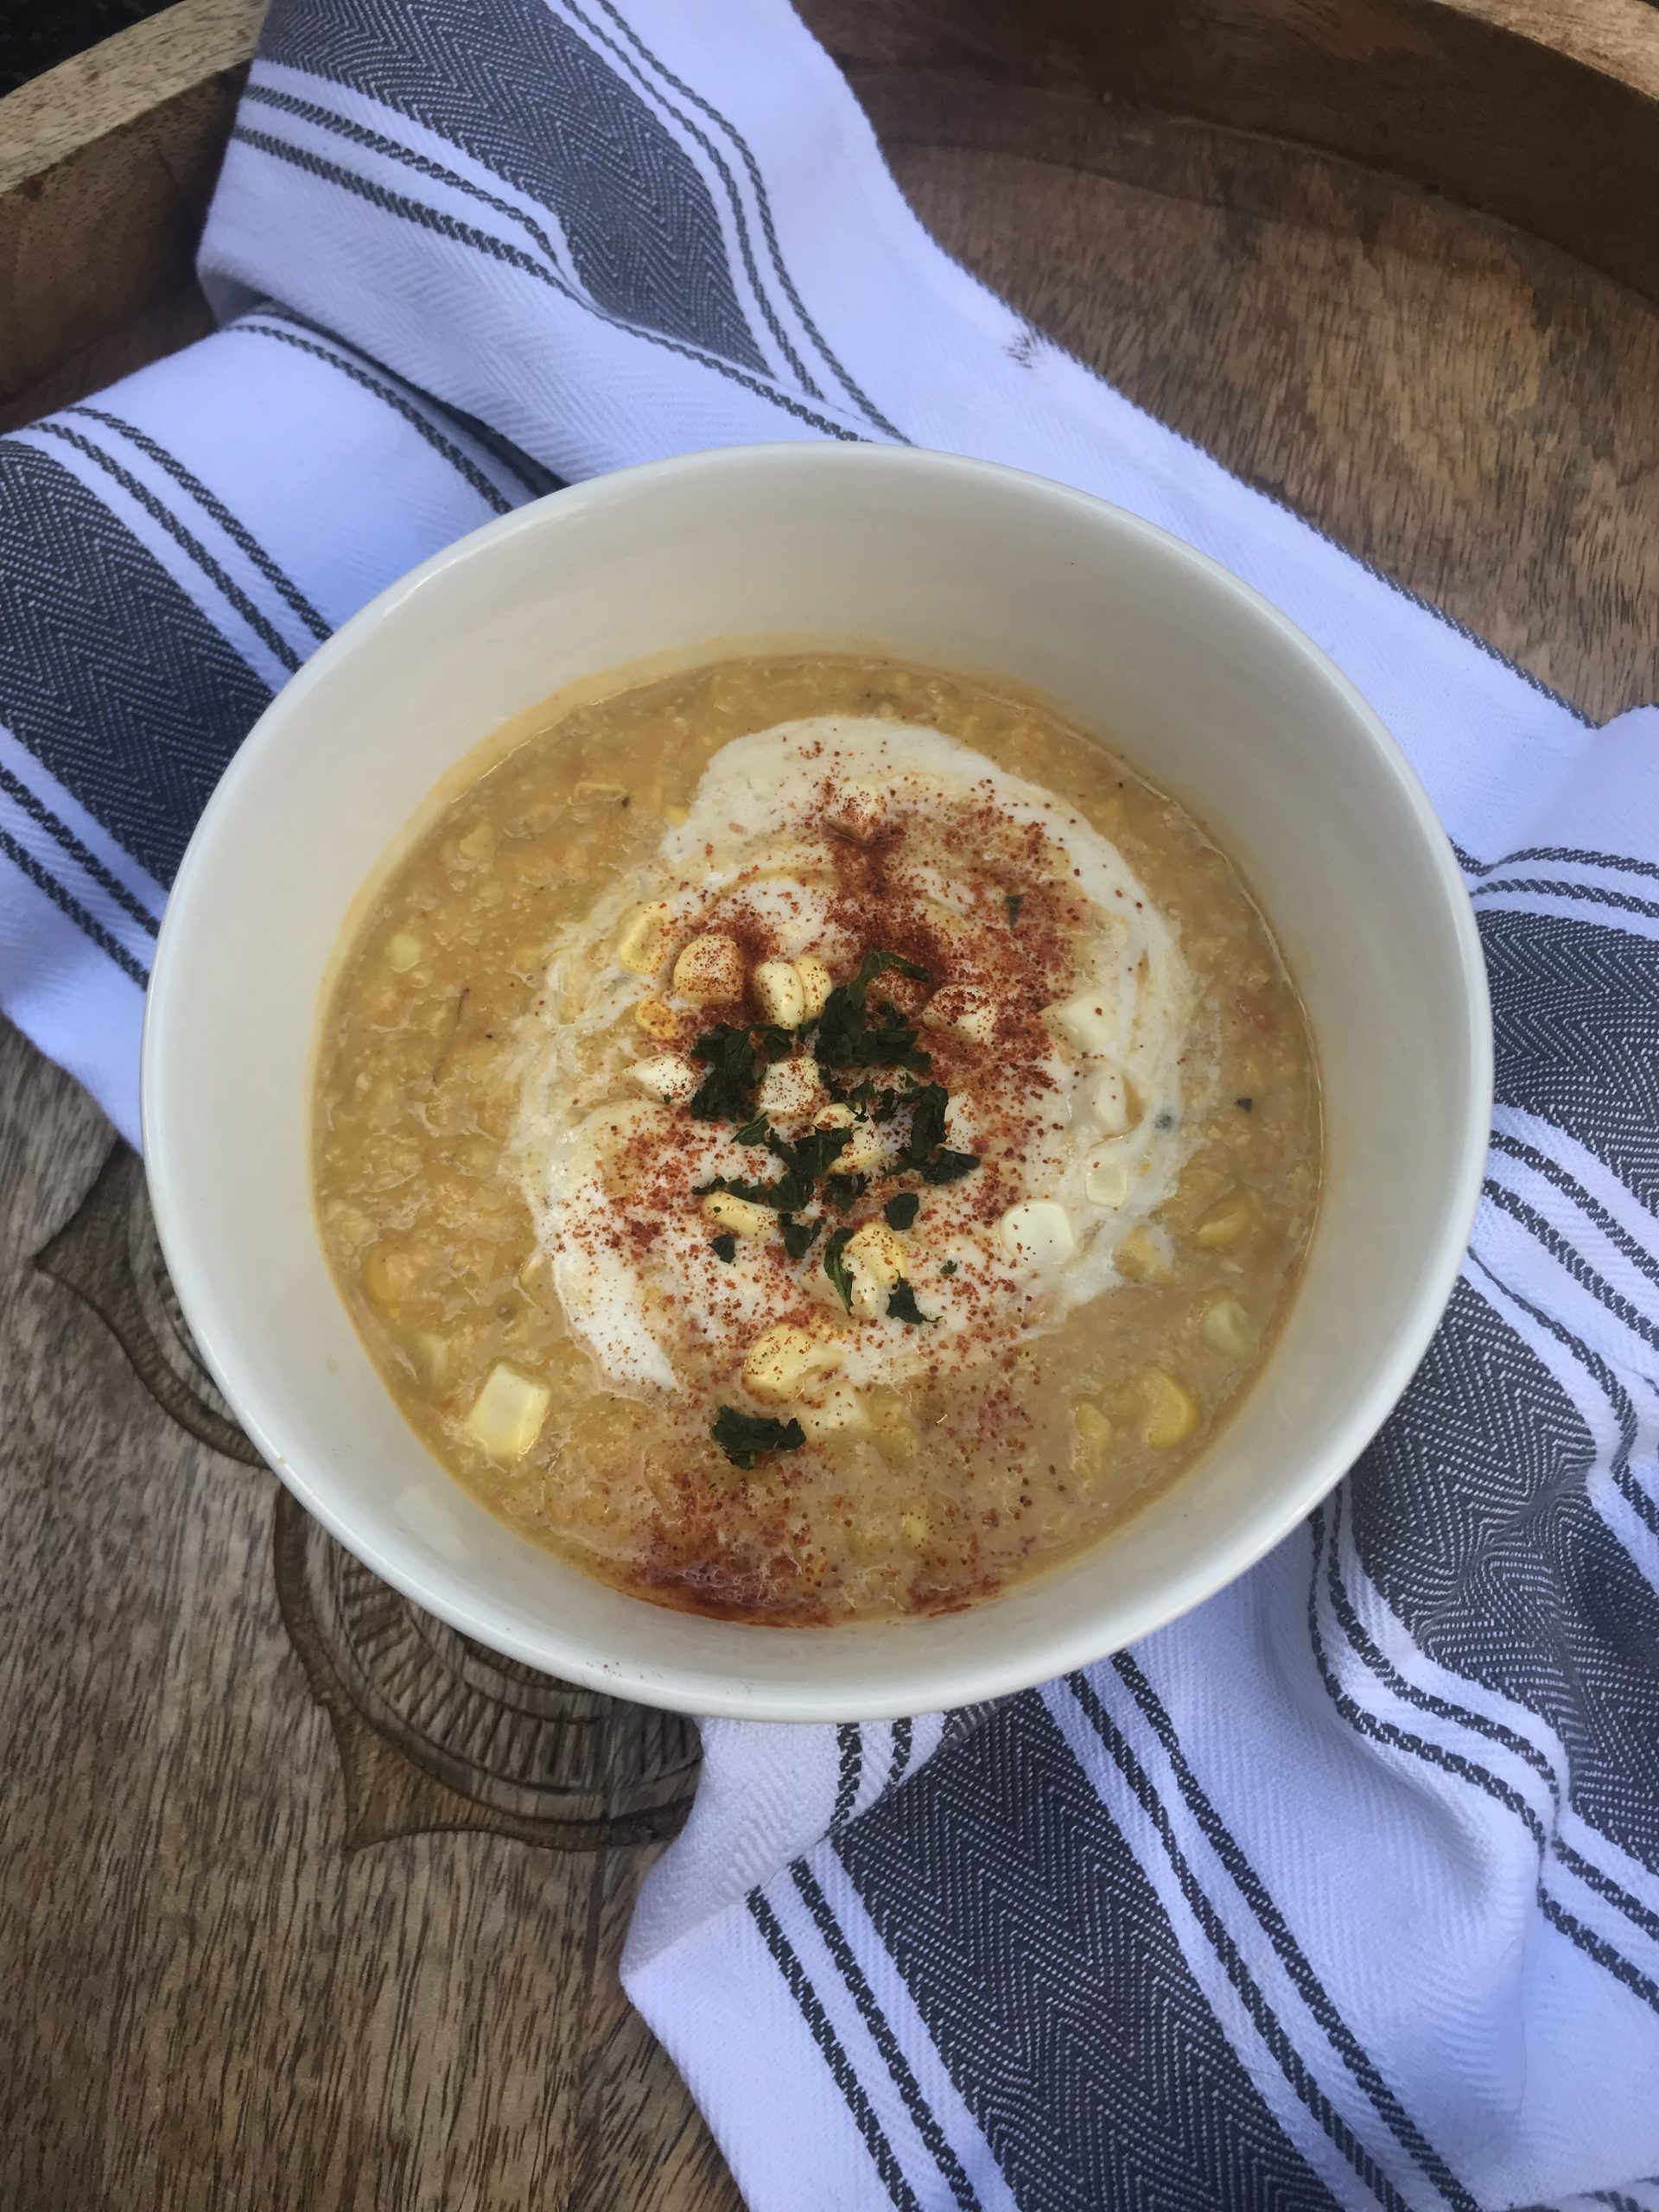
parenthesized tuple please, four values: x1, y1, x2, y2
(143, 444, 1490, 1721)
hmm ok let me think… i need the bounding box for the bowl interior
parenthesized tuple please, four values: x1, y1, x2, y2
(143, 446, 1488, 1719)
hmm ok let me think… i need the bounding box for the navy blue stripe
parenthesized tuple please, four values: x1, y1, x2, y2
(1464, 844, 1659, 885)
(229, 126, 861, 444)
(0, 764, 161, 938)
(1311, 1507, 1659, 2017)
(1465, 1249, 1657, 1543)
(745, 1890, 921, 2209)
(0, 823, 149, 988)
(556, 0, 829, 402)
(832, 1723, 862, 1826)
(1119, 1654, 1495, 2212)
(1067, 1671, 1420, 2212)
(1539, 1893, 1659, 2018)
(1325, 1483, 1560, 1788)
(264, 0, 770, 374)
(838, 1690, 1344, 2210)
(1474, 876, 1659, 922)
(1325, 1489, 1659, 1948)
(1489, 1131, 1659, 1294)
(66, 404, 332, 645)
(1356, 1268, 1659, 1877)
(32, 423, 303, 674)
(793, 1856, 981, 2209)
(1110, 1649, 1485, 2209)
(887, 1717, 913, 1789)
(224, 315, 518, 515)
(581, 0, 906, 439)
(1483, 1179, 1659, 1352)
(0, 441, 272, 887)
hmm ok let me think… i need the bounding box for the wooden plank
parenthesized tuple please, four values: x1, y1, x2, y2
(803, 0, 1659, 304)
(0, 0, 262, 415)
(863, 72, 1659, 724)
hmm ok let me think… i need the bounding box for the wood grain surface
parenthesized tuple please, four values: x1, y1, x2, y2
(2, 3, 1657, 2206)
(0, 0, 259, 426)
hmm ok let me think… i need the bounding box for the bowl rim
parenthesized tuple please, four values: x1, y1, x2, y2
(141, 441, 1493, 1720)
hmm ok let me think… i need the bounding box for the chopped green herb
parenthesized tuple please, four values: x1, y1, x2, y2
(758, 1025, 795, 1063)
(920, 1147, 981, 1186)
(1236, 1096, 1254, 1112)
(779, 1215, 821, 1262)
(696, 1172, 784, 1206)
(823, 1172, 869, 1212)
(710, 1232, 738, 1262)
(786, 1124, 855, 1181)
(887, 1280, 937, 1327)
(688, 1023, 762, 1122)
(1005, 893, 1024, 926)
(811, 948, 932, 1075)
(712, 1403, 806, 1469)
(939, 1260, 958, 1277)
(871, 1087, 903, 1123)
(899, 1082, 950, 1167)
(700, 1122, 853, 1213)
(884, 1192, 920, 1231)
(734, 1113, 771, 1146)
(823, 1227, 855, 1314)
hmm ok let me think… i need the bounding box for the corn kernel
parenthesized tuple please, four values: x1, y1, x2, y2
(753, 958, 805, 1027)
(1116, 1224, 1173, 1282)
(702, 1191, 772, 1238)
(1198, 1291, 1260, 1358)
(846, 1222, 907, 1288)
(466, 1363, 551, 1461)
(672, 931, 745, 1005)
(1195, 1187, 1263, 1249)
(1139, 1365, 1199, 1450)
(618, 900, 676, 978)
(743, 1323, 843, 1403)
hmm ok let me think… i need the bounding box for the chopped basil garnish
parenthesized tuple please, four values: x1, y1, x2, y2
(823, 1172, 869, 1212)
(710, 1232, 737, 1262)
(920, 1147, 980, 1185)
(1005, 893, 1023, 926)
(787, 1124, 856, 1182)
(695, 1171, 781, 1205)
(779, 1215, 821, 1262)
(899, 1082, 950, 1167)
(712, 1404, 806, 1469)
(887, 1280, 937, 1326)
(884, 1192, 919, 1231)
(698, 1123, 851, 1212)
(939, 1259, 958, 1277)
(734, 1113, 771, 1146)
(688, 1022, 762, 1122)
(1236, 1096, 1254, 1112)
(823, 1227, 855, 1314)
(758, 1025, 795, 1063)
(812, 949, 932, 1075)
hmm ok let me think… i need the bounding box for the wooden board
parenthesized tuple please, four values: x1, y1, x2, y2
(2, 3, 1656, 2204)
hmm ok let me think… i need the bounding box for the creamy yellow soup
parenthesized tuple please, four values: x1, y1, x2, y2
(314, 655, 1320, 1623)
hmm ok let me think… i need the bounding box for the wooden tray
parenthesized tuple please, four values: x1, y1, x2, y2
(3, 3, 1656, 2203)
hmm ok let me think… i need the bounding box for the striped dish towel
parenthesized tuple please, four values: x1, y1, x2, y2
(3, 3, 1658, 2204)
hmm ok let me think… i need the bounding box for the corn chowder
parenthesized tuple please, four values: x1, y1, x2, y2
(314, 656, 1320, 1622)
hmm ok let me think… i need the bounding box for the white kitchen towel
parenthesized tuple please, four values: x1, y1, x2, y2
(2, 3, 1656, 2206)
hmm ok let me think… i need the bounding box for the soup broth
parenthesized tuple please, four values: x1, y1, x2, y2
(314, 654, 1320, 1623)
